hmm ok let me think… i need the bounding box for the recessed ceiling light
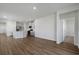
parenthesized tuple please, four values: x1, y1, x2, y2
(3, 16, 7, 18)
(33, 6, 37, 10)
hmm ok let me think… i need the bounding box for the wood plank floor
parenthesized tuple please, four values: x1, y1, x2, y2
(64, 36, 74, 44)
(0, 34, 79, 55)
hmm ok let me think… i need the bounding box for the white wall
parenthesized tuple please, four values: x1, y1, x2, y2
(63, 20, 66, 39)
(66, 18, 75, 36)
(56, 12, 63, 44)
(0, 23, 6, 33)
(74, 11, 79, 46)
(6, 21, 16, 36)
(77, 10, 79, 47)
(63, 17, 75, 37)
(35, 14, 56, 41)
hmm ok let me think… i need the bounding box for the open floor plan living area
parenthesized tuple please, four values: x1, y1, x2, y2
(0, 3, 79, 55)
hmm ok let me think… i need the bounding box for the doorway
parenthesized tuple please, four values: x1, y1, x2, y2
(56, 11, 79, 47)
(63, 17, 75, 44)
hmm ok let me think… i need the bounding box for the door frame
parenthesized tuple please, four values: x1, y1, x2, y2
(56, 10, 79, 48)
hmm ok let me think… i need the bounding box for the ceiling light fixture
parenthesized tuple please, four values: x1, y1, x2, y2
(33, 6, 37, 10)
(3, 16, 7, 18)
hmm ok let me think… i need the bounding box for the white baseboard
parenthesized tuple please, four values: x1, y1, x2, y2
(35, 35, 56, 41)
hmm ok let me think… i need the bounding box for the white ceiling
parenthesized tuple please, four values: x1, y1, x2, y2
(0, 3, 78, 21)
